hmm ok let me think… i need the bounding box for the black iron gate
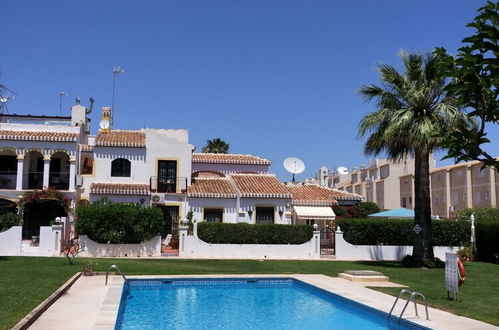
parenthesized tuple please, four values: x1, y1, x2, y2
(320, 226, 335, 255)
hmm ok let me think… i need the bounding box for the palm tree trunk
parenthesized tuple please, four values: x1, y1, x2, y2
(413, 150, 434, 263)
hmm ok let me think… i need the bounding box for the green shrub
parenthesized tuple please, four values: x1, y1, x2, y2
(0, 213, 19, 232)
(197, 222, 313, 244)
(336, 218, 470, 246)
(475, 221, 499, 262)
(332, 205, 346, 217)
(401, 254, 445, 268)
(455, 207, 499, 221)
(75, 198, 163, 244)
(357, 202, 380, 217)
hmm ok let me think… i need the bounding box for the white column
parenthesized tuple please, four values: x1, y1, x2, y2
(43, 159, 50, 188)
(445, 169, 451, 218)
(69, 160, 76, 191)
(16, 158, 24, 190)
(466, 165, 473, 208)
(490, 167, 497, 208)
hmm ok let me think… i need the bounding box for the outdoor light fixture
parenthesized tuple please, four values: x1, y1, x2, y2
(247, 210, 253, 218)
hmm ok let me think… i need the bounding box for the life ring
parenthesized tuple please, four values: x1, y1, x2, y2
(457, 259, 466, 286)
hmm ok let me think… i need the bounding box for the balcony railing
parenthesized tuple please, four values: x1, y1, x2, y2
(150, 177, 188, 193)
(49, 172, 70, 190)
(25, 172, 44, 190)
(0, 172, 17, 189)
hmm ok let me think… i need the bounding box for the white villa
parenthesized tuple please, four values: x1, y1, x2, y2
(0, 101, 363, 241)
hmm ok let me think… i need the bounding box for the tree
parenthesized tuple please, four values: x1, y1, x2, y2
(358, 52, 468, 264)
(201, 138, 230, 153)
(435, 1, 499, 169)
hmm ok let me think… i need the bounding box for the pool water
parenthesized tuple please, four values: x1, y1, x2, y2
(115, 278, 428, 330)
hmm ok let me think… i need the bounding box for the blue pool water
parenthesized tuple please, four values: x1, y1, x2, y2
(115, 278, 429, 330)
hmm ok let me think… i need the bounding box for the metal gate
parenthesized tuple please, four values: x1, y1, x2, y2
(320, 226, 335, 255)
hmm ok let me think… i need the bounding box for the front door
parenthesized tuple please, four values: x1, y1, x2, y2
(320, 226, 335, 255)
(157, 160, 177, 193)
(157, 205, 179, 238)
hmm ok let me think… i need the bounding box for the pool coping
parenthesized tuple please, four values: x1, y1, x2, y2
(95, 274, 497, 330)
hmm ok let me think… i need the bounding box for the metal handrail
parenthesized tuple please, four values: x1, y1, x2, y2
(105, 264, 127, 285)
(388, 289, 430, 326)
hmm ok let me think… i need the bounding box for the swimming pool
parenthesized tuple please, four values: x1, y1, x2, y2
(115, 278, 429, 330)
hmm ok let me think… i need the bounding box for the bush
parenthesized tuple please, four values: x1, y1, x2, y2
(75, 198, 163, 244)
(332, 205, 346, 217)
(455, 207, 499, 221)
(197, 222, 313, 245)
(402, 254, 445, 268)
(0, 213, 19, 232)
(336, 218, 470, 246)
(475, 221, 499, 262)
(357, 202, 380, 217)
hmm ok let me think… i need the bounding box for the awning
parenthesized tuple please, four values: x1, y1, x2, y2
(294, 206, 336, 219)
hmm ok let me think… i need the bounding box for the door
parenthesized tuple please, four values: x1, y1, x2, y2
(157, 160, 177, 193)
(157, 205, 180, 238)
(320, 226, 335, 255)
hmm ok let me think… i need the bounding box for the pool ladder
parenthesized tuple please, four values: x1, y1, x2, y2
(105, 264, 127, 285)
(387, 289, 429, 326)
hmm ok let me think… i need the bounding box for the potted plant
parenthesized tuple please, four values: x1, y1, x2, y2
(457, 247, 473, 262)
(83, 261, 98, 276)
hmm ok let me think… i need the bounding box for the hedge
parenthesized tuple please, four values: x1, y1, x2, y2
(0, 213, 18, 232)
(475, 221, 499, 262)
(455, 207, 499, 222)
(75, 199, 163, 244)
(197, 222, 313, 245)
(336, 218, 470, 247)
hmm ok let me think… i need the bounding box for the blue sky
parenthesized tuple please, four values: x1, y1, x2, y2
(1, 1, 497, 180)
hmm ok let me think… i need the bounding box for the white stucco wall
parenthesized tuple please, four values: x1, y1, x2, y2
(0, 226, 22, 255)
(179, 225, 320, 259)
(187, 198, 238, 223)
(89, 194, 150, 204)
(78, 235, 161, 257)
(239, 198, 291, 224)
(335, 230, 459, 261)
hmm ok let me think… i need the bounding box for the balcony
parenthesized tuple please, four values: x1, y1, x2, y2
(0, 172, 17, 189)
(150, 177, 188, 193)
(49, 172, 70, 190)
(25, 172, 44, 190)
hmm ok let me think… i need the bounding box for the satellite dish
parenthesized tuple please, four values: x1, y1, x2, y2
(284, 157, 305, 182)
(100, 119, 110, 130)
(337, 166, 349, 175)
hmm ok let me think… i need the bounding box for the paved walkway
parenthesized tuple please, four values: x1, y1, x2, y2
(30, 274, 498, 330)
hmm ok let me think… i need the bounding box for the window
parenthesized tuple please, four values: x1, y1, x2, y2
(463, 192, 467, 202)
(204, 208, 223, 222)
(82, 157, 93, 175)
(409, 197, 412, 204)
(380, 165, 389, 179)
(111, 158, 131, 177)
(402, 197, 407, 208)
(435, 197, 440, 206)
(437, 173, 441, 181)
(256, 207, 274, 224)
(306, 219, 315, 225)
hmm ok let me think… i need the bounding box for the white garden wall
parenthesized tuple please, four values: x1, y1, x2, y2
(0, 226, 22, 255)
(0, 225, 62, 256)
(335, 229, 459, 261)
(179, 225, 320, 259)
(78, 235, 161, 257)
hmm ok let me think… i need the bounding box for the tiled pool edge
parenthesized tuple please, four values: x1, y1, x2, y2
(97, 274, 498, 330)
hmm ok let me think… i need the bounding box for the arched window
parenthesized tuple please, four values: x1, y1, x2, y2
(111, 158, 131, 177)
(82, 157, 93, 175)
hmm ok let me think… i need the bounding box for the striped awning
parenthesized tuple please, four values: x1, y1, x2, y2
(294, 206, 336, 219)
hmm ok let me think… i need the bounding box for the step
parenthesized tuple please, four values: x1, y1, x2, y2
(338, 270, 389, 282)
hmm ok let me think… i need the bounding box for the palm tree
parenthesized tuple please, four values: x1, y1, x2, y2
(358, 52, 467, 264)
(201, 138, 230, 154)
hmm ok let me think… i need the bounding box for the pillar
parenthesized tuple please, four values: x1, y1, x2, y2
(490, 167, 497, 208)
(16, 158, 24, 190)
(69, 160, 76, 191)
(445, 169, 451, 218)
(43, 159, 50, 188)
(466, 165, 473, 208)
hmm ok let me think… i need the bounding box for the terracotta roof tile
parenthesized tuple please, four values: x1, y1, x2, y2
(431, 157, 499, 173)
(230, 173, 291, 198)
(192, 171, 226, 178)
(287, 184, 363, 205)
(95, 130, 145, 148)
(0, 130, 77, 142)
(90, 183, 150, 195)
(192, 153, 271, 165)
(188, 178, 237, 198)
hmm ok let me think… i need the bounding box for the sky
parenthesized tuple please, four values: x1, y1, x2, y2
(1, 1, 497, 181)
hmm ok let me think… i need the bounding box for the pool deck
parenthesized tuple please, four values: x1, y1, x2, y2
(30, 274, 497, 330)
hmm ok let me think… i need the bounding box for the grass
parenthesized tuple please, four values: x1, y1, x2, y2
(0, 257, 498, 329)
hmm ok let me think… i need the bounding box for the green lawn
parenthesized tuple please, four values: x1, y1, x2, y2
(1, 257, 498, 329)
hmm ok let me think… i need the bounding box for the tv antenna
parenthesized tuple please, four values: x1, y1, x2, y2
(59, 91, 68, 115)
(284, 157, 305, 182)
(112, 66, 125, 126)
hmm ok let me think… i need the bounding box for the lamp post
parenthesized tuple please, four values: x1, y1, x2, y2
(111, 66, 125, 126)
(470, 213, 477, 256)
(59, 91, 68, 116)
